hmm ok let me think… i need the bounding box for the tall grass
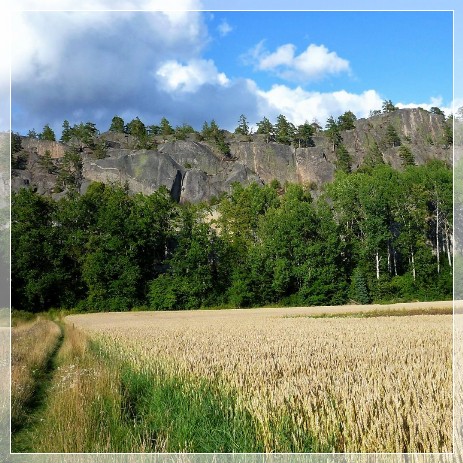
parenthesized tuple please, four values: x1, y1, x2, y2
(18, 324, 270, 453)
(0, 308, 9, 327)
(0, 327, 9, 461)
(11, 317, 62, 432)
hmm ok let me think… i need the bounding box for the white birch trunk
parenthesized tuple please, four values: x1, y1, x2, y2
(445, 223, 452, 267)
(376, 251, 381, 280)
(436, 201, 440, 274)
(387, 242, 391, 274)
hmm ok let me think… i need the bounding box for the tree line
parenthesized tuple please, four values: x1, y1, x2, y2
(12, 160, 452, 313)
(15, 100, 453, 174)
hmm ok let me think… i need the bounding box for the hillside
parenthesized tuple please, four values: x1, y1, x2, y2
(12, 108, 452, 202)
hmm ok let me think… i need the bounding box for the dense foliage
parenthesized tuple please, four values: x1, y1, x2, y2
(11, 159, 452, 313)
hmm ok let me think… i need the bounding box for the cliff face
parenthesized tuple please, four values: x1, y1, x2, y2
(12, 108, 452, 202)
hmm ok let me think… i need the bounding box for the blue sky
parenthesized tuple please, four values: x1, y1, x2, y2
(10, 8, 454, 136)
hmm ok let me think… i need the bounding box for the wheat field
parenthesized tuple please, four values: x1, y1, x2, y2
(67, 302, 453, 453)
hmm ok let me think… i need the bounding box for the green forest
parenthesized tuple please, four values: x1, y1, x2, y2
(12, 160, 452, 313)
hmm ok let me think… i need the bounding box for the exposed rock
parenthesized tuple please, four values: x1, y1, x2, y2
(0, 172, 9, 209)
(342, 108, 451, 169)
(21, 138, 67, 159)
(99, 131, 138, 149)
(12, 108, 453, 203)
(12, 151, 60, 195)
(180, 170, 210, 203)
(83, 149, 185, 199)
(230, 142, 298, 185)
(159, 140, 221, 175)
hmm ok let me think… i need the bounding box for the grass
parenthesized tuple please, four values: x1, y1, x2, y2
(11, 317, 62, 435)
(0, 308, 9, 327)
(284, 306, 453, 319)
(13, 321, 331, 453)
(12, 303, 454, 453)
(68, 308, 452, 453)
(116, 362, 264, 453)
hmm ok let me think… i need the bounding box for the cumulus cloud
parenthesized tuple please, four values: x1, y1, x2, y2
(0, 11, 11, 130)
(10, 10, 264, 135)
(396, 96, 454, 118)
(256, 85, 383, 126)
(11, 10, 209, 133)
(217, 19, 232, 37)
(249, 41, 350, 82)
(10, 10, 448, 138)
(155, 59, 229, 93)
(13, 0, 202, 11)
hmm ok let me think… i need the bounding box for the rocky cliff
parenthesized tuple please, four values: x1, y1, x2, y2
(12, 108, 452, 203)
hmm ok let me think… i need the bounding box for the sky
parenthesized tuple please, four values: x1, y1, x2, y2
(7, 7, 455, 137)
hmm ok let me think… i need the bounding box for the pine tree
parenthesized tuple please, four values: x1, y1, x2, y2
(38, 149, 56, 173)
(382, 100, 398, 113)
(234, 114, 250, 136)
(293, 122, 315, 148)
(337, 111, 357, 130)
(385, 124, 401, 147)
(335, 144, 352, 173)
(40, 124, 56, 141)
(60, 120, 72, 143)
(160, 117, 174, 138)
(275, 114, 295, 145)
(349, 267, 371, 304)
(325, 116, 342, 151)
(256, 117, 275, 143)
(109, 116, 125, 133)
(363, 141, 384, 168)
(398, 145, 415, 166)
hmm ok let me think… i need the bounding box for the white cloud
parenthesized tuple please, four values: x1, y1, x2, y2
(12, 0, 202, 11)
(0, 10, 11, 130)
(256, 85, 383, 126)
(217, 19, 232, 37)
(396, 96, 454, 118)
(10, 9, 453, 138)
(11, 10, 208, 82)
(11, 10, 209, 133)
(155, 59, 229, 93)
(259, 43, 295, 69)
(251, 42, 350, 82)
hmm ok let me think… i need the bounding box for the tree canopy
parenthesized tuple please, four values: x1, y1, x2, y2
(12, 160, 452, 313)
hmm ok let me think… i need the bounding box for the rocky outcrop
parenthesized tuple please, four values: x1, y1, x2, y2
(82, 145, 263, 203)
(83, 149, 185, 199)
(21, 139, 67, 159)
(11, 108, 453, 203)
(343, 108, 451, 169)
(0, 172, 9, 209)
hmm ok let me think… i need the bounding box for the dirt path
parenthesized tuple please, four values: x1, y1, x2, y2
(11, 321, 64, 452)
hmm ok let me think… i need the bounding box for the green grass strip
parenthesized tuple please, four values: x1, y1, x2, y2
(117, 364, 263, 453)
(92, 340, 331, 453)
(285, 307, 452, 319)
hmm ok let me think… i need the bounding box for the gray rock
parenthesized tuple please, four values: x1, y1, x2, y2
(83, 149, 186, 199)
(10, 108, 454, 203)
(159, 140, 221, 175)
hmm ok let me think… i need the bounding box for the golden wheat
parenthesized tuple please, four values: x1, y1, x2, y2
(67, 304, 453, 453)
